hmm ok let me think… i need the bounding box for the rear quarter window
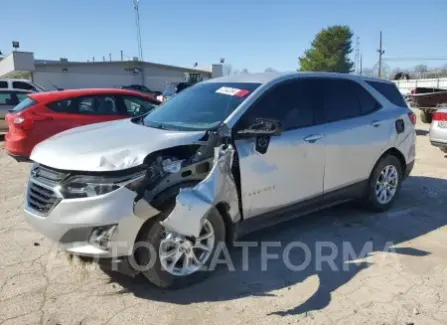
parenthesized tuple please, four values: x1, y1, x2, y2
(9, 97, 36, 112)
(0, 81, 8, 89)
(366, 81, 408, 107)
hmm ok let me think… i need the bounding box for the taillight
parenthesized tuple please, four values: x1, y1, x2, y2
(433, 112, 447, 121)
(408, 112, 416, 125)
(411, 89, 416, 94)
(14, 116, 25, 125)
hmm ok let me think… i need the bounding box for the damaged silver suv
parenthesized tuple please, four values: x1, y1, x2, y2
(24, 72, 416, 288)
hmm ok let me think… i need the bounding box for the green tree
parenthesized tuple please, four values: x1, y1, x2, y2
(299, 25, 354, 73)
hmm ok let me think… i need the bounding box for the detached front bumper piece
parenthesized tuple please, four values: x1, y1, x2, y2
(161, 144, 240, 237)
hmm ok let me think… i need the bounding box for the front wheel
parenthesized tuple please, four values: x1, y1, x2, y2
(362, 155, 403, 212)
(136, 206, 226, 289)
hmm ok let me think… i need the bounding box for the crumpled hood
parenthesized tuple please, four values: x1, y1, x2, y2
(30, 119, 206, 171)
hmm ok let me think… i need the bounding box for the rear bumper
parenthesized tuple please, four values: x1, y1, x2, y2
(4, 149, 32, 162)
(430, 140, 447, 148)
(4, 132, 33, 160)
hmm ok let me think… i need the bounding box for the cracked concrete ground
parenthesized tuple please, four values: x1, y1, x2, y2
(1, 117, 447, 325)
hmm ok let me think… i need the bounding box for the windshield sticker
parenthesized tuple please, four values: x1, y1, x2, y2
(216, 87, 251, 97)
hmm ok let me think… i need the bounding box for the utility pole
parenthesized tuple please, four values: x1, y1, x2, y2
(377, 31, 385, 78)
(133, 0, 143, 61)
(360, 54, 363, 75)
(133, 0, 144, 85)
(109, 53, 112, 62)
(354, 37, 360, 74)
(120, 50, 124, 61)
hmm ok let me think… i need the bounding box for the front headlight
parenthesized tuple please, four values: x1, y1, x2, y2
(59, 172, 146, 199)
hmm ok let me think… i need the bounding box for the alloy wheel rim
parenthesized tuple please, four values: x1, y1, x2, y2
(159, 220, 215, 276)
(375, 165, 399, 204)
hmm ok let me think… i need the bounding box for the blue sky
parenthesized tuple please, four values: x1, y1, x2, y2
(1, 0, 446, 72)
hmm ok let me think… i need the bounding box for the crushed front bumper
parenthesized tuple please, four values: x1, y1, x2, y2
(25, 185, 158, 258)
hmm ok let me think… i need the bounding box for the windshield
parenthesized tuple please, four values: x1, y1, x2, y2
(32, 83, 48, 92)
(143, 82, 261, 131)
(162, 84, 178, 97)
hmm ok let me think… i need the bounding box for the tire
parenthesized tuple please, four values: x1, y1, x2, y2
(136, 205, 226, 289)
(440, 147, 447, 154)
(420, 110, 432, 123)
(362, 155, 403, 212)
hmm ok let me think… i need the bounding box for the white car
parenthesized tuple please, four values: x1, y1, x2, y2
(0, 78, 47, 92)
(24, 72, 416, 288)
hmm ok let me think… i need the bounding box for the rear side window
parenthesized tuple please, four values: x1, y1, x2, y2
(48, 95, 120, 115)
(321, 79, 382, 123)
(0, 92, 19, 106)
(322, 79, 362, 122)
(366, 81, 407, 107)
(0, 81, 8, 89)
(12, 81, 37, 92)
(9, 97, 36, 112)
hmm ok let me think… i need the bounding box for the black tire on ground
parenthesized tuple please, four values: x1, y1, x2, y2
(362, 155, 403, 212)
(420, 110, 432, 123)
(136, 205, 226, 289)
(440, 147, 447, 153)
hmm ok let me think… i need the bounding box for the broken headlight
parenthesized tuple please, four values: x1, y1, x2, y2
(162, 159, 185, 174)
(59, 172, 146, 199)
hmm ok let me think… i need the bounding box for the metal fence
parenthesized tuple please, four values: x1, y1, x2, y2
(393, 77, 447, 94)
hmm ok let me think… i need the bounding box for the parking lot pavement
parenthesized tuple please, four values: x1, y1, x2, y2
(1, 119, 447, 325)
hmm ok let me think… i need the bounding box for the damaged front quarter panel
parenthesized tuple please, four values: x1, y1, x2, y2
(161, 144, 240, 238)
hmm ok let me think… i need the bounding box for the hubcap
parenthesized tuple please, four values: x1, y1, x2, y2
(159, 220, 215, 276)
(375, 165, 399, 204)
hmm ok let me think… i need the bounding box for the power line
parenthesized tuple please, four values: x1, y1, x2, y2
(383, 57, 447, 61)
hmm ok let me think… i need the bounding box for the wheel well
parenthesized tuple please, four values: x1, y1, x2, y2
(214, 202, 236, 243)
(380, 147, 406, 175)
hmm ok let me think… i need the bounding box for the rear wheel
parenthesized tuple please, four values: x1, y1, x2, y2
(420, 110, 432, 123)
(363, 155, 402, 212)
(136, 205, 226, 289)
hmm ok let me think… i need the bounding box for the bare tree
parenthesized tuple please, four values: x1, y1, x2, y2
(265, 67, 277, 72)
(362, 68, 375, 77)
(414, 64, 428, 78)
(241, 68, 249, 74)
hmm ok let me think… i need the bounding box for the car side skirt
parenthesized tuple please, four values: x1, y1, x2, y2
(235, 180, 368, 238)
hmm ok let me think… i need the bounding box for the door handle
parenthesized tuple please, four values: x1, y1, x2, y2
(303, 134, 324, 143)
(371, 120, 383, 127)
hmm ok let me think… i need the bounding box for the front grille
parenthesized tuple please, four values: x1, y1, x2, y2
(27, 182, 60, 215)
(26, 164, 67, 216)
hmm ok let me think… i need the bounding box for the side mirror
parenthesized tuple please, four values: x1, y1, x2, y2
(237, 118, 283, 137)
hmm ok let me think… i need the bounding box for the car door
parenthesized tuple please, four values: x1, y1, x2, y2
(319, 78, 391, 193)
(233, 78, 326, 219)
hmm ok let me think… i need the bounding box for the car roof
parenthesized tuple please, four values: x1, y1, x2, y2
(202, 71, 393, 86)
(0, 89, 32, 93)
(0, 78, 32, 82)
(28, 88, 160, 103)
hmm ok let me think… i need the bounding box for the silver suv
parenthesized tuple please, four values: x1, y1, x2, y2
(24, 72, 416, 288)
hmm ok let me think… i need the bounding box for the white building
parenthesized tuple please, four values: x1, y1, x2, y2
(0, 51, 224, 92)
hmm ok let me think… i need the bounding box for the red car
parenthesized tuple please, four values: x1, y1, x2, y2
(5, 88, 160, 161)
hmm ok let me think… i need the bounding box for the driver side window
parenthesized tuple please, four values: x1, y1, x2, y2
(242, 79, 316, 130)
